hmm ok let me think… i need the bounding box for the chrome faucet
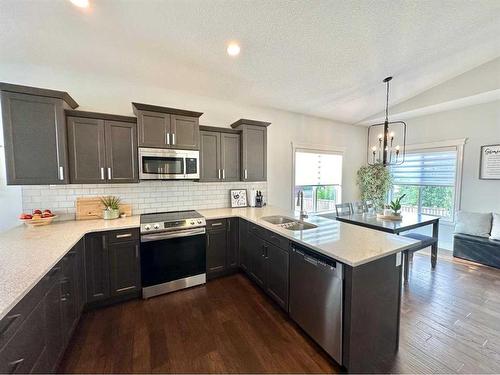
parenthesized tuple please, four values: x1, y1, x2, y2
(296, 190, 308, 220)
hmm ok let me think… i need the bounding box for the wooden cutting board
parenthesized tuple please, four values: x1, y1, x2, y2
(76, 197, 132, 220)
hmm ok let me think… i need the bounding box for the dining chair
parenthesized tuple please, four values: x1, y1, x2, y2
(352, 201, 366, 214)
(335, 203, 353, 217)
(364, 200, 375, 213)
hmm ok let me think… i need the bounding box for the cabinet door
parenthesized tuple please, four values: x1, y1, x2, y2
(248, 232, 266, 288)
(137, 110, 170, 147)
(61, 249, 80, 343)
(241, 125, 266, 181)
(67, 116, 106, 184)
(238, 220, 250, 272)
(1, 92, 68, 184)
(84, 233, 110, 302)
(206, 228, 227, 279)
(265, 243, 289, 311)
(44, 267, 65, 372)
(75, 239, 86, 315)
(227, 218, 239, 269)
(108, 240, 141, 296)
(200, 131, 221, 182)
(221, 133, 240, 181)
(171, 115, 199, 150)
(105, 120, 138, 183)
(0, 299, 46, 374)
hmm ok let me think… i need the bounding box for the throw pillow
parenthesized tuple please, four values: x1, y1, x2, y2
(454, 211, 492, 238)
(490, 213, 500, 241)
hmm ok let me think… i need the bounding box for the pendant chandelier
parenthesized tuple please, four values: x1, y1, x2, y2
(367, 76, 406, 166)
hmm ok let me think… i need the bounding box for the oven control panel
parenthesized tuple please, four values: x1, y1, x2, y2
(141, 217, 206, 234)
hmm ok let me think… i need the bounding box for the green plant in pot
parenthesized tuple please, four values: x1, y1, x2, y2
(387, 194, 406, 216)
(356, 163, 393, 210)
(100, 196, 121, 220)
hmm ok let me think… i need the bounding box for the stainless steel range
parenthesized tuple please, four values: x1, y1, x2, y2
(140, 210, 206, 298)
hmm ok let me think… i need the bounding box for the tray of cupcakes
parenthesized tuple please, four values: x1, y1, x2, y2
(19, 209, 57, 227)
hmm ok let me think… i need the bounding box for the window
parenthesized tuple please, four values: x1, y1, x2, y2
(293, 149, 343, 213)
(390, 147, 459, 222)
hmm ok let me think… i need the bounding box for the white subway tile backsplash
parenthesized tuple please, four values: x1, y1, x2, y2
(21, 181, 267, 219)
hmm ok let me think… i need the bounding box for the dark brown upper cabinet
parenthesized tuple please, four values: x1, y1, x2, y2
(231, 119, 270, 182)
(132, 102, 202, 150)
(199, 126, 240, 182)
(66, 110, 138, 184)
(0, 83, 78, 185)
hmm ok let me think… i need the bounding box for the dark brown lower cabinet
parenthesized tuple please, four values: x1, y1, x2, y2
(242, 219, 290, 311)
(109, 240, 141, 297)
(248, 232, 267, 288)
(85, 229, 141, 306)
(0, 230, 139, 374)
(44, 266, 64, 372)
(0, 297, 46, 374)
(206, 218, 240, 280)
(206, 226, 228, 279)
(238, 219, 250, 271)
(84, 233, 110, 303)
(265, 242, 289, 310)
(227, 218, 239, 268)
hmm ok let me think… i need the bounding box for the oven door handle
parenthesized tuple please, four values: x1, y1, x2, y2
(141, 227, 206, 242)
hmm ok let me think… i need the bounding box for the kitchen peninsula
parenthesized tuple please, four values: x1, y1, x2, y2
(0, 206, 417, 373)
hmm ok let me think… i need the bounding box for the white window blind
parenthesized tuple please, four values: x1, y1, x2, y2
(295, 151, 342, 186)
(391, 148, 457, 186)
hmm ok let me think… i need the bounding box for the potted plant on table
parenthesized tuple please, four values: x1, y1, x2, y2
(385, 194, 406, 217)
(100, 196, 121, 220)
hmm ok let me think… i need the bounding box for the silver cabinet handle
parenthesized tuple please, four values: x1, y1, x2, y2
(211, 222, 223, 227)
(116, 233, 132, 239)
(244, 169, 248, 180)
(218, 169, 221, 179)
(222, 169, 225, 179)
(59, 166, 64, 180)
(9, 358, 25, 373)
(102, 235, 106, 249)
(166, 133, 170, 145)
(0, 314, 20, 336)
(107, 167, 112, 180)
(100, 167, 105, 180)
(135, 244, 139, 259)
(172, 133, 176, 145)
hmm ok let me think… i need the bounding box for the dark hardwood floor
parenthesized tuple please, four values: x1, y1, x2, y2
(59, 252, 500, 374)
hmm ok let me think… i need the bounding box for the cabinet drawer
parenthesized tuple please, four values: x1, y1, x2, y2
(0, 268, 53, 351)
(267, 231, 290, 251)
(248, 224, 289, 251)
(0, 299, 46, 374)
(249, 223, 267, 241)
(107, 229, 139, 244)
(207, 219, 227, 231)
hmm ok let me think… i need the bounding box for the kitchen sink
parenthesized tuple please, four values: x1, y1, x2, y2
(261, 216, 318, 231)
(261, 215, 296, 225)
(280, 221, 318, 231)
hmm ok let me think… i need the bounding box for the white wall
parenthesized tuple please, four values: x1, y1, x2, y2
(0, 102, 22, 231)
(405, 100, 500, 214)
(0, 65, 367, 224)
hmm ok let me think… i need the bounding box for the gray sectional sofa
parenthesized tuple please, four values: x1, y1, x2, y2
(453, 212, 500, 269)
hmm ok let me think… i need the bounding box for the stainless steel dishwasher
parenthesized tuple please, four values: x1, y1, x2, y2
(289, 245, 343, 365)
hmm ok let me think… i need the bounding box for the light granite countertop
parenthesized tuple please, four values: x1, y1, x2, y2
(0, 205, 418, 320)
(199, 206, 418, 266)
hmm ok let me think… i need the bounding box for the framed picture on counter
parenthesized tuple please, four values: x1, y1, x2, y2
(479, 144, 500, 180)
(230, 189, 248, 208)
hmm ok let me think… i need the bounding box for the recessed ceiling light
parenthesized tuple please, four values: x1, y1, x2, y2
(70, 0, 89, 8)
(227, 43, 241, 57)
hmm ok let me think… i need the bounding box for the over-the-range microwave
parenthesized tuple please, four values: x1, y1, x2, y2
(139, 147, 200, 180)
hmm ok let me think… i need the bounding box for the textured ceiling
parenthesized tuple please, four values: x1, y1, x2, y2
(1, 0, 500, 123)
